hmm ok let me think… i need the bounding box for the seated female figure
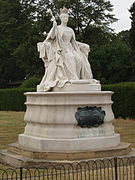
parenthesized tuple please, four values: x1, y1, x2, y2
(37, 7, 96, 92)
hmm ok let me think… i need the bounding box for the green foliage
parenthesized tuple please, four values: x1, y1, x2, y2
(20, 76, 41, 88)
(0, 79, 8, 88)
(129, 2, 135, 81)
(116, 30, 130, 47)
(0, 0, 26, 85)
(102, 82, 135, 118)
(90, 41, 132, 84)
(0, 88, 35, 111)
(109, 30, 135, 82)
(129, 2, 135, 52)
(13, 0, 52, 77)
(83, 26, 113, 46)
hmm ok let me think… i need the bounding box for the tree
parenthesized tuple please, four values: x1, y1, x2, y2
(52, 0, 117, 43)
(0, 0, 52, 86)
(0, 0, 25, 87)
(129, 2, 135, 52)
(90, 41, 132, 84)
(14, 0, 52, 77)
(129, 2, 135, 81)
(116, 30, 130, 47)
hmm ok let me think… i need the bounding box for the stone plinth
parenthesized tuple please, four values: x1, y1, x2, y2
(0, 142, 132, 168)
(8, 142, 131, 160)
(0, 86, 133, 168)
(18, 90, 120, 152)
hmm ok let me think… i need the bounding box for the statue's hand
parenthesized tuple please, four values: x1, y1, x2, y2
(53, 20, 57, 28)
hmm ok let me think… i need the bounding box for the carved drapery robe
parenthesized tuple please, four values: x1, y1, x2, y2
(37, 25, 93, 91)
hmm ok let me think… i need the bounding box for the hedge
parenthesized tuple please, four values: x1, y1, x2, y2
(0, 88, 35, 111)
(102, 82, 135, 118)
(20, 76, 41, 88)
(0, 82, 135, 118)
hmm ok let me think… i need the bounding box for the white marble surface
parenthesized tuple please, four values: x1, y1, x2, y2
(18, 91, 120, 151)
(19, 133, 120, 151)
(53, 80, 101, 92)
(37, 7, 99, 92)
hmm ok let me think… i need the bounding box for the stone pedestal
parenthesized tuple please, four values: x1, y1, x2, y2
(18, 90, 120, 152)
(0, 83, 132, 167)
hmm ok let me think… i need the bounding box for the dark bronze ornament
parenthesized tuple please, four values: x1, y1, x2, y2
(75, 106, 105, 128)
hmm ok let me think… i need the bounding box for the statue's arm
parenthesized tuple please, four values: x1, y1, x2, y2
(37, 20, 57, 58)
(37, 18, 57, 68)
(44, 21, 57, 41)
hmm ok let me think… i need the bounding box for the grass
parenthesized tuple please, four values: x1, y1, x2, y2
(0, 111, 135, 179)
(113, 118, 135, 148)
(0, 111, 25, 150)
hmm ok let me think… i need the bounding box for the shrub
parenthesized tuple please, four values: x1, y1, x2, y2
(102, 82, 135, 118)
(0, 88, 35, 111)
(20, 76, 41, 88)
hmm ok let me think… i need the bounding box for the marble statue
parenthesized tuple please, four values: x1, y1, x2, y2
(37, 7, 99, 92)
(0, 8, 126, 168)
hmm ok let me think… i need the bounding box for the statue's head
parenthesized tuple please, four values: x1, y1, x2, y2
(60, 6, 69, 23)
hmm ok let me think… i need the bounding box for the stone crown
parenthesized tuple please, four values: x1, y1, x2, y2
(60, 6, 68, 14)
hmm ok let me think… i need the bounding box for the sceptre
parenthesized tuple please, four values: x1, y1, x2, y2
(47, 9, 56, 23)
(43, 9, 57, 36)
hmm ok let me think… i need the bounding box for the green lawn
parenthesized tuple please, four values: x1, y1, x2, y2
(114, 118, 135, 148)
(0, 111, 135, 150)
(0, 111, 25, 150)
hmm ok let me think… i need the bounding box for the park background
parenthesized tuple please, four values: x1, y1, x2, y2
(0, 0, 135, 118)
(0, 1, 135, 176)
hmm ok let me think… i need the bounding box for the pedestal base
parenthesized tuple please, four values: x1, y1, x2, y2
(0, 142, 132, 168)
(18, 91, 119, 151)
(19, 134, 120, 151)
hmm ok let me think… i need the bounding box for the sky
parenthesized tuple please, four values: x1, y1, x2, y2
(109, 0, 134, 33)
